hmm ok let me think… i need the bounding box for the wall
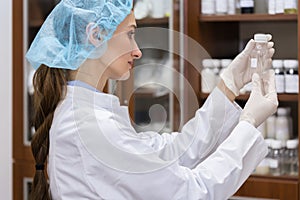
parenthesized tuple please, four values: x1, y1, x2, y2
(0, 0, 12, 199)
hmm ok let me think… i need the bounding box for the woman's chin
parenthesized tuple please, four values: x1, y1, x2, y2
(118, 71, 130, 81)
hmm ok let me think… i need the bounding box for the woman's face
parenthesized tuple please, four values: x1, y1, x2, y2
(100, 11, 142, 80)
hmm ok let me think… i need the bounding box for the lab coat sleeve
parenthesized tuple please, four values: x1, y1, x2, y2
(140, 87, 242, 168)
(172, 121, 268, 200)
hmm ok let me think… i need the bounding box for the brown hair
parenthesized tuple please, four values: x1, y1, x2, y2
(30, 65, 68, 200)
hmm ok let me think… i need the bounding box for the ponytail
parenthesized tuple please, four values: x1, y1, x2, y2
(30, 65, 68, 200)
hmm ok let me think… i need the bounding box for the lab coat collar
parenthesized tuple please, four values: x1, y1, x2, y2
(66, 85, 121, 110)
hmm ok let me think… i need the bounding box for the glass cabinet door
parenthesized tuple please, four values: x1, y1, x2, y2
(23, 0, 58, 146)
(112, 0, 185, 133)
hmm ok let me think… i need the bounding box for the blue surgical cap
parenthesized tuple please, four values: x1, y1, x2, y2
(26, 0, 132, 70)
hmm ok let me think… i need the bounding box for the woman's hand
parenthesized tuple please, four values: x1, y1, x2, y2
(220, 35, 275, 97)
(240, 70, 278, 127)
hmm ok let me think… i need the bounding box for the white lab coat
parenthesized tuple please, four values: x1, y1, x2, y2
(48, 85, 267, 200)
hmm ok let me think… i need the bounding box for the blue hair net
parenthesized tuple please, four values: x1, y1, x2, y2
(26, 0, 132, 70)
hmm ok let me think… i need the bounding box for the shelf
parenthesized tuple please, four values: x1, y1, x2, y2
(199, 14, 298, 22)
(200, 93, 298, 102)
(250, 174, 298, 181)
(134, 86, 170, 98)
(136, 17, 169, 26)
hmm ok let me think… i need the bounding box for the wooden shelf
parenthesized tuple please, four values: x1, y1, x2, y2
(137, 17, 169, 26)
(200, 93, 298, 102)
(199, 14, 298, 22)
(250, 174, 299, 181)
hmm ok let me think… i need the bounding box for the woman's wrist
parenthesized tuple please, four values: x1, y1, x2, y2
(217, 80, 236, 102)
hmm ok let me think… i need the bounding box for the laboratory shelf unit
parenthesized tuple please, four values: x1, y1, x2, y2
(199, 13, 298, 22)
(185, 0, 300, 199)
(136, 17, 169, 26)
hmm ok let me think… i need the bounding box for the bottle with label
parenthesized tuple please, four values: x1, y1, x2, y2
(283, 139, 298, 176)
(240, 0, 254, 13)
(284, 0, 297, 14)
(216, 0, 228, 14)
(268, 0, 276, 14)
(273, 60, 285, 93)
(201, 0, 215, 15)
(228, 0, 236, 14)
(284, 59, 299, 94)
(269, 140, 283, 176)
(275, 0, 284, 14)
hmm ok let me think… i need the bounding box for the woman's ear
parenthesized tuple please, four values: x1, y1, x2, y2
(86, 23, 101, 46)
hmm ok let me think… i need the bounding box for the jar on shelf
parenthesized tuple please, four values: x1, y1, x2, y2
(240, 0, 254, 13)
(275, 107, 292, 146)
(216, 0, 228, 14)
(254, 138, 273, 175)
(284, 59, 298, 94)
(275, 0, 284, 14)
(269, 140, 284, 176)
(268, 0, 276, 14)
(283, 139, 298, 176)
(228, 0, 236, 14)
(201, 59, 219, 93)
(284, 0, 298, 14)
(273, 59, 285, 93)
(201, 0, 215, 15)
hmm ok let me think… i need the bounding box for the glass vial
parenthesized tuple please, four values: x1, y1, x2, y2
(283, 139, 298, 176)
(273, 60, 285, 93)
(240, 0, 254, 13)
(284, 0, 297, 14)
(201, 0, 215, 15)
(284, 59, 299, 94)
(269, 140, 283, 176)
(250, 34, 268, 78)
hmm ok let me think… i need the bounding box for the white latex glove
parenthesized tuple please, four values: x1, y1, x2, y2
(240, 70, 278, 128)
(220, 35, 275, 96)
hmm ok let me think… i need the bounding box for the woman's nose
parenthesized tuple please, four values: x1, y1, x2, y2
(132, 48, 142, 60)
(131, 41, 142, 59)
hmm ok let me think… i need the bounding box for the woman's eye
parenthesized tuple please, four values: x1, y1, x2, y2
(128, 31, 135, 39)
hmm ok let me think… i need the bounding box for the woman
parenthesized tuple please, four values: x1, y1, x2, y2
(26, 0, 277, 199)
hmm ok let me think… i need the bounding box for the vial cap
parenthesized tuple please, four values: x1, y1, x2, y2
(277, 107, 290, 116)
(202, 59, 220, 68)
(272, 60, 283, 69)
(264, 138, 274, 147)
(286, 139, 298, 149)
(254, 33, 268, 42)
(283, 59, 298, 69)
(271, 140, 282, 149)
